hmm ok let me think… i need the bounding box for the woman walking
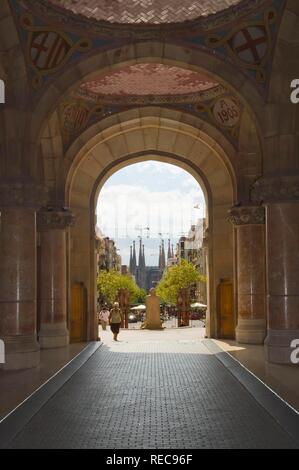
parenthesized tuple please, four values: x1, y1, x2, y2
(99, 303, 110, 330)
(109, 301, 123, 341)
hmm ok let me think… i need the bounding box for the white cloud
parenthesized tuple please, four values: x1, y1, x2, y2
(133, 161, 187, 177)
(96, 161, 206, 264)
(97, 184, 205, 239)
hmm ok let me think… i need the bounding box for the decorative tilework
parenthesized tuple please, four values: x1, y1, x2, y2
(80, 64, 219, 97)
(59, 81, 242, 150)
(48, 0, 243, 24)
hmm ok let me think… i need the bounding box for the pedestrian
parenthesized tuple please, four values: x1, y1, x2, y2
(109, 301, 123, 341)
(99, 304, 110, 331)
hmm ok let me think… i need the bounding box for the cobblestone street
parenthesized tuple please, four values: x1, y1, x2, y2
(1, 328, 298, 449)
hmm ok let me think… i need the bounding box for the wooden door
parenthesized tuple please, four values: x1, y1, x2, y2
(217, 280, 235, 338)
(70, 282, 87, 342)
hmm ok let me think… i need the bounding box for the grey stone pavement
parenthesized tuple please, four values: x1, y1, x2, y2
(2, 329, 299, 449)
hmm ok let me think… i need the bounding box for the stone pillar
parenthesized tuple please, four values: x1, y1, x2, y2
(252, 176, 299, 364)
(0, 183, 45, 370)
(228, 205, 266, 344)
(202, 229, 210, 337)
(37, 208, 74, 349)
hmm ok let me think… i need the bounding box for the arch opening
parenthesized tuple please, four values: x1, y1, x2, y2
(67, 115, 235, 342)
(95, 160, 208, 331)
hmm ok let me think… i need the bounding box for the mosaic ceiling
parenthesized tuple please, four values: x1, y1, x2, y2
(79, 64, 219, 99)
(48, 0, 243, 24)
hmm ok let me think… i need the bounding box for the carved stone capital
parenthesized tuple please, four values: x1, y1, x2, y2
(37, 207, 75, 231)
(251, 176, 299, 203)
(227, 205, 265, 226)
(0, 181, 48, 208)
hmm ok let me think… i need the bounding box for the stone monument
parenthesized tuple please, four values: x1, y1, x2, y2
(141, 288, 163, 330)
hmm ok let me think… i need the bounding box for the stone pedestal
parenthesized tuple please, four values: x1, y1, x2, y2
(252, 176, 299, 364)
(228, 206, 266, 344)
(142, 289, 163, 330)
(37, 208, 74, 349)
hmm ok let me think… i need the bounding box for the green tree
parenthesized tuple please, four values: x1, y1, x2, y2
(136, 288, 146, 304)
(156, 260, 206, 305)
(97, 270, 143, 304)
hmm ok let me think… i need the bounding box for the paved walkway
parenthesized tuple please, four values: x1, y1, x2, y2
(3, 329, 299, 449)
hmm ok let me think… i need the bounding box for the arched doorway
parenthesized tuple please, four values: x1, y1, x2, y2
(65, 112, 236, 342)
(95, 160, 208, 331)
(35, 50, 262, 352)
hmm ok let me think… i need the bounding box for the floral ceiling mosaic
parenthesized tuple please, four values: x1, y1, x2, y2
(79, 64, 219, 99)
(48, 0, 244, 24)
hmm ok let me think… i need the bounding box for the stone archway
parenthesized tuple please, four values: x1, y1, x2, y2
(65, 114, 236, 342)
(33, 45, 265, 353)
(1, 0, 299, 373)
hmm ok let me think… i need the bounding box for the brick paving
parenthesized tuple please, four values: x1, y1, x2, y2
(7, 329, 298, 449)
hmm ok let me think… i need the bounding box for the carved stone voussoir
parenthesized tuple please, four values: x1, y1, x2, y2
(251, 176, 299, 203)
(0, 182, 48, 208)
(227, 205, 265, 226)
(37, 208, 75, 231)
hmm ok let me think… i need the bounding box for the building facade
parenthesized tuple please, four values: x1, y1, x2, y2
(0, 0, 298, 369)
(177, 219, 207, 303)
(96, 236, 122, 273)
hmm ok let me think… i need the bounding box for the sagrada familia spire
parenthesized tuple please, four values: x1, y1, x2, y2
(129, 238, 174, 291)
(129, 240, 137, 276)
(159, 240, 166, 270)
(129, 238, 146, 290)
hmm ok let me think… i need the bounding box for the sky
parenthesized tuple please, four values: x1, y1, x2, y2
(96, 161, 205, 266)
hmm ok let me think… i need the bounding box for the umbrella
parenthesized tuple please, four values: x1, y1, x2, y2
(190, 302, 207, 308)
(130, 304, 146, 310)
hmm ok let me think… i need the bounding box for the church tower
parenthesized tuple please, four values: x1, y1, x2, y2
(136, 238, 146, 290)
(131, 240, 137, 276)
(167, 239, 172, 260)
(161, 240, 166, 270)
(138, 237, 143, 269)
(158, 245, 162, 268)
(129, 245, 133, 273)
(142, 244, 146, 270)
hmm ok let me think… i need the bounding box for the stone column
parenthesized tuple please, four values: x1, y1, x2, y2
(37, 208, 74, 349)
(202, 229, 210, 337)
(228, 205, 266, 344)
(0, 183, 45, 370)
(252, 176, 299, 364)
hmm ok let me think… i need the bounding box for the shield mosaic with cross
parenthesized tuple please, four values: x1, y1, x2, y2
(228, 26, 268, 65)
(20, 13, 91, 87)
(30, 31, 72, 71)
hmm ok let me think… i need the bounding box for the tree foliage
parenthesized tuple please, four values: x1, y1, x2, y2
(97, 270, 146, 304)
(156, 260, 206, 305)
(136, 288, 146, 303)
